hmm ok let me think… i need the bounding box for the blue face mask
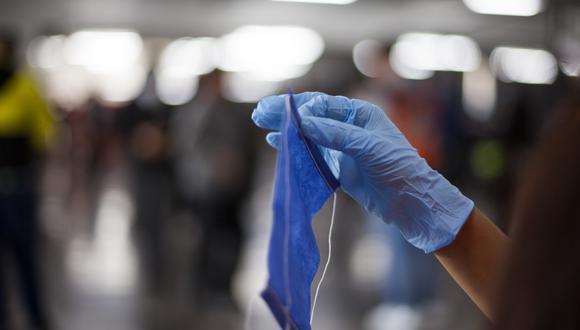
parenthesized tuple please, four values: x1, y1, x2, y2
(261, 91, 340, 330)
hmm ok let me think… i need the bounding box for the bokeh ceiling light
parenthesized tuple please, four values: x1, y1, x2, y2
(43, 66, 93, 110)
(463, 62, 497, 122)
(156, 73, 199, 106)
(463, 0, 543, 16)
(217, 25, 324, 81)
(560, 60, 580, 77)
(93, 66, 148, 103)
(352, 40, 382, 78)
(389, 44, 434, 80)
(391, 33, 481, 73)
(27, 35, 67, 70)
(490, 47, 557, 84)
(221, 72, 281, 103)
(158, 37, 217, 78)
(64, 30, 144, 74)
(272, 0, 356, 4)
(62, 29, 147, 103)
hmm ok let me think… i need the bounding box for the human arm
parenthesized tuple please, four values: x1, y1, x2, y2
(252, 92, 510, 320)
(435, 207, 509, 321)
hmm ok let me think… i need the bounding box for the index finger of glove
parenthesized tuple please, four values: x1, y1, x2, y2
(251, 92, 324, 130)
(299, 94, 379, 129)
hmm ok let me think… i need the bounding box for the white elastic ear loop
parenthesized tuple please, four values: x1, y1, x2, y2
(310, 192, 338, 326)
(244, 294, 259, 330)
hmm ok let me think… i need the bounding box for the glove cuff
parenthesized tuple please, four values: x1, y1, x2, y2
(420, 195, 474, 253)
(397, 170, 475, 253)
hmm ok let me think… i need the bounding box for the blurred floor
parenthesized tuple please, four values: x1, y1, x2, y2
(19, 188, 486, 330)
(2, 143, 488, 330)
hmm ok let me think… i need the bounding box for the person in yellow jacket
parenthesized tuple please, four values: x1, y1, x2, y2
(0, 32, 54, 330)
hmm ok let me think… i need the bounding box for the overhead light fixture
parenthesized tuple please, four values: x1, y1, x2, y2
(352, 40, 383, 78)
(463, 61, 497, 122)
(272, 0, 356, 5)
(156, 73, 199, 106)
(42, 66, 93, 110)
(389, 43, 434, 80)
(155, 37, 217, 105)
(490, 47, 557, 84)
(64, 30, 143, 74)
(36, 29, 148, 104)
(93, 65, 148, 103)
(560, 60, 580, 77)
(27, 35, 67, 70)
(463, 0, 543, 16)
(388, 32, 481, 80)
(64, 29, 147, 103)
(217, 25, 324, 81)
(221, 73, 281, 103)
(158, 37, 217, 78)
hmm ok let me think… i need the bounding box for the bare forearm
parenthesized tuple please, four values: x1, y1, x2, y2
(435, 208, 509, 321)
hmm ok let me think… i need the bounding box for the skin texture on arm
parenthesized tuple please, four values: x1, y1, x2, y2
(435, 208, 509, 321)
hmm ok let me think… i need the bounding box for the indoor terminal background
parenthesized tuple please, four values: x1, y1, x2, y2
(0, 0, 579, 329)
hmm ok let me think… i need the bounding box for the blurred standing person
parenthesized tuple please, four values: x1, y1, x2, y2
(118, 73, 174, 296)
(351, 45, 444, 330)
(170, 71, 256, 314)
(0, 31, 55, 330)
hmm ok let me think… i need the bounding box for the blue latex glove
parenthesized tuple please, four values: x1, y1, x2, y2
(252, 92, 474, 253)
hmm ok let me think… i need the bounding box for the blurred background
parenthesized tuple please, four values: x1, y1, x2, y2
(0, 0, 579, 329)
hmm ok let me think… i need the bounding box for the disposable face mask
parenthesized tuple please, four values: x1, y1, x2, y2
(261, 91, 340, 330)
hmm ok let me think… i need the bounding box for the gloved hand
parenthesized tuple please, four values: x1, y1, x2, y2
(252, 92, 474, 253)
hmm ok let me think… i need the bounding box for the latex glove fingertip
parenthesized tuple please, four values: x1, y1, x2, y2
(266, 132, 281, 149)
